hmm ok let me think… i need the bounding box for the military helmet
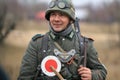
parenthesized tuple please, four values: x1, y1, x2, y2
(45, 0, 75, 21)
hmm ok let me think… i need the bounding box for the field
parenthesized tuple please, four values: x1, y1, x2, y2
(0, 19, 120, 80)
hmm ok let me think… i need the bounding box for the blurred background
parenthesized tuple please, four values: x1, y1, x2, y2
(0, 0, 120, 80)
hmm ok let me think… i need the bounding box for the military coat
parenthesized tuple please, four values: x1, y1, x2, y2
(18, 30, 107, 80)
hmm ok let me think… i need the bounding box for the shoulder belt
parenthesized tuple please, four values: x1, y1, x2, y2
(80, 35, 94, 67)
(80, 35, 94, 50)
(34, 34, 49, 80)
(40, 34, 49, 54)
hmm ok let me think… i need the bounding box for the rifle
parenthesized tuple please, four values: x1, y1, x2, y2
(74, 17, 87, 67)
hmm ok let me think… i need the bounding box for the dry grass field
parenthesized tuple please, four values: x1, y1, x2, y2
(0, 19, 120, 80)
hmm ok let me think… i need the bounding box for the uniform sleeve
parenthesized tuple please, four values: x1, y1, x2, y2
(18, 39, 39, 80)
(86, 41, 107, 80)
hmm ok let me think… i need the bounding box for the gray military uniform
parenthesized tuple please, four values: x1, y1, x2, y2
(18, 29, 107, 80)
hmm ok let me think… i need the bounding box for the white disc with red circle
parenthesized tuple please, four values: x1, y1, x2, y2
(41, 55, 61, 76)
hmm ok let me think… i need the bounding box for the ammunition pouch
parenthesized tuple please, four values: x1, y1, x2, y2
(60, 67, 80, 80)
(60, 67, 72, 79)
(59, 54, 84, 80)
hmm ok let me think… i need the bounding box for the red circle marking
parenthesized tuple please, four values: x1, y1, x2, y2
(45, 59, 57, 72)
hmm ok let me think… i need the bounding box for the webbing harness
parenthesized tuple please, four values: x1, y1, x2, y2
(34, 33, 88, 80)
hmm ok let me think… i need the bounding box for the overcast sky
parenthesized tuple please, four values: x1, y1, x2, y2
(35, 0, 113, 19)
(18, 0, 113, 19)
(18, 0, 113, 7)
(37, 0, 113, 6)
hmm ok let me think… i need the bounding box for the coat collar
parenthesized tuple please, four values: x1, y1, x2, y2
(49, 30, 75, 40)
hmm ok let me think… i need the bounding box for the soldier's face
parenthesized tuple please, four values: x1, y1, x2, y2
(50, 11, 70, 32)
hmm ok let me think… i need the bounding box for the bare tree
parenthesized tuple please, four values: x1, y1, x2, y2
(105, 0, 120, 47)
(113, 1, 120, 47)
(0, 0, 16, 43)
(86, 1, 120, 47)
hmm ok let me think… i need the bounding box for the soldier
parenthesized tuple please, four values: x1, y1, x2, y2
(18, 0, 107, 80)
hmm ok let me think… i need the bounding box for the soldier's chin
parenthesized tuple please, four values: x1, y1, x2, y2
(53, 28, 63, 32)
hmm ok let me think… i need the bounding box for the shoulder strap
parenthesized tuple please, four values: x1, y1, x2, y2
(80, 36, 88, 67)
(79, 36, 84, 56)
(40, 34, 49, 54)
(32, 33, 49, 54)
(34, 34, 49, 80)
(32, 34, 44, 41)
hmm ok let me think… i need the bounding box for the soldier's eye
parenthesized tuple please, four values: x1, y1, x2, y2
(50, 13, 55, 16)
